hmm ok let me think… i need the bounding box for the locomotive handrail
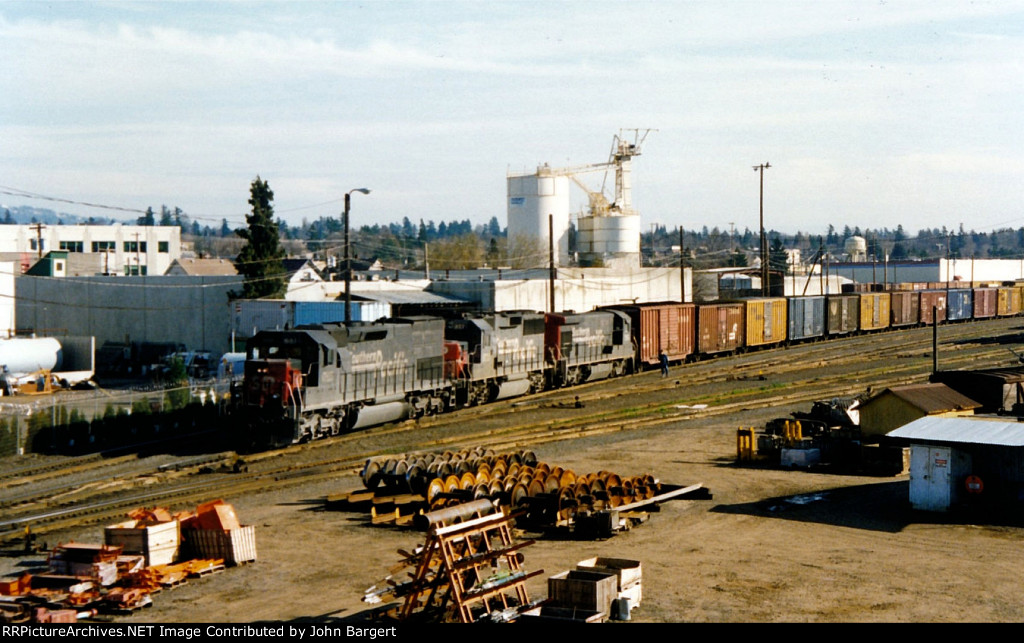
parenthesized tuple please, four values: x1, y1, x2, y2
(283, 379, 302, 421)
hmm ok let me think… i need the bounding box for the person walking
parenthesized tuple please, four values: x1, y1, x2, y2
(659, 350, 669, 378)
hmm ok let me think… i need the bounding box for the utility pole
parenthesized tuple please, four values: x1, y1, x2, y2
(548, 214, 556, 314)
(133, 232, 141, 275)
(679, 226, 685, 303)
(344, 188, 371, 325)
(30, 223, 45, 259)
(753, 162, 771, 296)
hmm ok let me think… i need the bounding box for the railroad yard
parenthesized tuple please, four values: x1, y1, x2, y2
(4, 316, 1024, 623)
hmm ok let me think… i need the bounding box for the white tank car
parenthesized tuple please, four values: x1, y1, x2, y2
(0, 337, 63, 376)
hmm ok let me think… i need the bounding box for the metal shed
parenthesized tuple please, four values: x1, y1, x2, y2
(889, 417, 1024, 512)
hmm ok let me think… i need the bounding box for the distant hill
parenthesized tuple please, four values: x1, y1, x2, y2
(0, 204, 124, 226)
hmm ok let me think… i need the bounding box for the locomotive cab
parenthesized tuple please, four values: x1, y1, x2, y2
(236, 329, 335, 448)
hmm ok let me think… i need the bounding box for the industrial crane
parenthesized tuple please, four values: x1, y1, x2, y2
(537, 128, 655, 219)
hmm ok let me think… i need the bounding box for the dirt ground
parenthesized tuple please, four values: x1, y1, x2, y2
(9, 321, 1024, 624)
(75, 403, 1022, 624)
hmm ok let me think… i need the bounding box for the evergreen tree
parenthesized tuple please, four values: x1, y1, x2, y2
(727, 249, 748, 267)
(769, 235, 788, 274)
(487, 216, 502, 237)
(233, 176, 286, 299)
(137, 207, 155, 226)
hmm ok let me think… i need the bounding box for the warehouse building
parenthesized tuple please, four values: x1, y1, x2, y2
(0, 224, 182, 276)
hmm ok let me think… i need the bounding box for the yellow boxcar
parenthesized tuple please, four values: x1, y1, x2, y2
(744, 297, 788, 348)
(858, 292, 891, 331)
(998, 286, 1022, 317)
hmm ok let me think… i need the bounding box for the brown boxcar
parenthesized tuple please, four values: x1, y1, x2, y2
(919, 290, 948, 324)
(889, 290, 920, 328)
(997, 286, 1021, 317)
(858, 292, 891, 332)
(696, 302, 745, 356)
(606, 302, 696, 367)
(826, 294, 859, 336)
(973, 287, 997, 319)
(743, 297, 788, 349)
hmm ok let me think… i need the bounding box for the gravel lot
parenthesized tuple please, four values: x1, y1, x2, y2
(6, 320, 1024, 624)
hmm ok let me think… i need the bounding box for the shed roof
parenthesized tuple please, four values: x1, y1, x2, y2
(866, 383, 981, 414)
(167, 258, 239, 276)
(933, 367, 1024, 384)
(888, 416, 1024, 447)
(349, 289, 468, 306)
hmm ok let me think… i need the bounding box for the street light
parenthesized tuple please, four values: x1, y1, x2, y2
(344, 188, 372, 325)
(753, 162, 771, 295)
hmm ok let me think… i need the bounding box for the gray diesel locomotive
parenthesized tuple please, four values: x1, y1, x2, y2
(232, 310, 635, 448)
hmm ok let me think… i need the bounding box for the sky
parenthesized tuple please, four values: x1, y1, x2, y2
(1, 1, 1023, 237)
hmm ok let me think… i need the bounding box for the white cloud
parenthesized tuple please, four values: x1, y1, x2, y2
(1, 2, 1023, 234)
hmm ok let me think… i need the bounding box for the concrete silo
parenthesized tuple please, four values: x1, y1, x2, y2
(507, 167, 572, 267)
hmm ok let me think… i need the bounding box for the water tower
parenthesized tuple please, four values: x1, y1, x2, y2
(844, 236, 867, 261)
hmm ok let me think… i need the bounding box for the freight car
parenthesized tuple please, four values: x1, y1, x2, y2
(997, 286, 1021, 317)
(743, 297, 788, 350)
(787, 296, 825, 344)
(858, 292, 891, 333)
(973, 287, 997, 320)
(889, 291, 920, 329)
(603, 302, 696, 366)
(920, 290, 947, 324)
(947, 288, 973, 321)
(826, 294, 859, 337)
(696, 302, 745, 357)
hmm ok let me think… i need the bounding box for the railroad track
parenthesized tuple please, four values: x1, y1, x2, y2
(2, 316, 1020, 544)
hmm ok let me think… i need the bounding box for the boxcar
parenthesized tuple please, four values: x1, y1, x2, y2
(826, 294, 860, 336)
(997, 286, 1022, 317)
(973, 287, 997, 319)
(696, 302, 745, 356)
(947, 288, 973, 321)
(743, 297, 788, 349)
(787, 296, 826, 343)
(858, 292, 891, 332)
(919, 290, 948, 324)
(889, 291, 920, 328)
(607, 302, 696, 367)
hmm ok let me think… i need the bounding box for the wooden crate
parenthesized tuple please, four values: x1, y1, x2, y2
(577, 557, 643, 608)
(104, 520, 180, 567)
(183, 525, 257, 566)
(547, 569, 618, 616)
(576, 557, 642, 589)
